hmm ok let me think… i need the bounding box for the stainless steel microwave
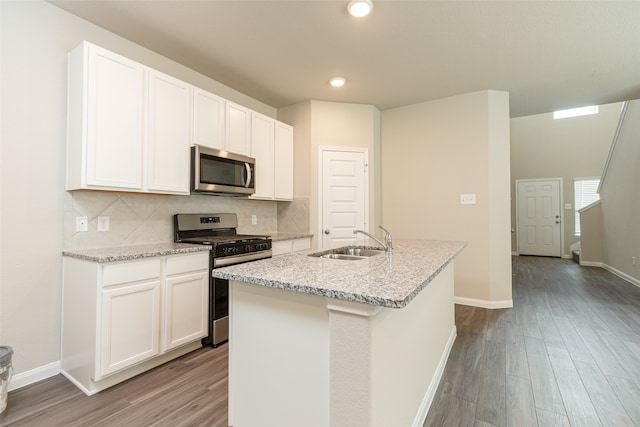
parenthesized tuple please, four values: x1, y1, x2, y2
(191, 145, 255, 196)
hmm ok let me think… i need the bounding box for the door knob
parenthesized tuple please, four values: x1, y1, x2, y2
(324, 229, 330, 234)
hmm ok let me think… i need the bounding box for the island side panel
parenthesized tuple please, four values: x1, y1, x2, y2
(229, 281, 330, 427)
(370, 262, 456, 427)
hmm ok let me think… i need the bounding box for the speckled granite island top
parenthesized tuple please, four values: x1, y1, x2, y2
(62, 243, 210, 263)
(214, 239, 466, 308)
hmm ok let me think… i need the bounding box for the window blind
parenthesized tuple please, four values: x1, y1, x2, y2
(574, 178, 600, 236)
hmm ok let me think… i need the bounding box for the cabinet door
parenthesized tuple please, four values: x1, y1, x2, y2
(163, 271, 209, 352)
(86, 44, 145, 190)
(272, 240, 293, 256)
(98, 280, 161, 379)
(193, 88, 225, 150)
(274, 122, 294, 200)
(146, 70, 191, 194)
(250, 113, 275, 199)
(226, 102, 251, 156)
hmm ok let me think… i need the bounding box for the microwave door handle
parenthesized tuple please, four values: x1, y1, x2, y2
(244, 162, 252, 188)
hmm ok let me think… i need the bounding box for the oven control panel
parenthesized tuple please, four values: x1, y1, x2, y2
(215, 240, 272, 258)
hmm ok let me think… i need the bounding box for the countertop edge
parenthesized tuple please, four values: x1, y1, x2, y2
(269, 232, 313, 242)
(62, 243, 211, 263)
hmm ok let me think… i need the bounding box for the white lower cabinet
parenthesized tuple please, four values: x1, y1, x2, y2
(99, 279, 161, 379)
(61, 251, 209, 395)
(163, 256, 209, 352)
(272, 237, 311, 256)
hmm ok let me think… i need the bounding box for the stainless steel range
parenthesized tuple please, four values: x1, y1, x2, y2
(174, 213, 271, 347)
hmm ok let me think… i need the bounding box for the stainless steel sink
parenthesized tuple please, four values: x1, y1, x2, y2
(320, 253, 367, 260)
(309, 246, 385, 260)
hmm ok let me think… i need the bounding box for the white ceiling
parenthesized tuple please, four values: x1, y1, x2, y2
(48, 0, 640, 117)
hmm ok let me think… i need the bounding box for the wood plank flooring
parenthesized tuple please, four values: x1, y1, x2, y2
(2, 256, 639, 426)
(425, 256, 640, 427)
(0, 344, 229, 426)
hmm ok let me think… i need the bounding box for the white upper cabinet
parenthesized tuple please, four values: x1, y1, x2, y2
(226, 102, 252, 156)
(250, 112, 275, 199)
(274, 122, 294, 201)
(67, 42, 145, 191)
(66, 41, 294, 198)
(250, 114, 293, 201)
(146, 70, 191, 194)
(192, 88, 225, 150)
(67, 41, 190, 195)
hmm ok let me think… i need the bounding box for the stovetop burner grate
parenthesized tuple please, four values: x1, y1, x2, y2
(179, 234, 270, 246)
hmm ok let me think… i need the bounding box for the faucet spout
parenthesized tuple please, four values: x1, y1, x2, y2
(353, 225, 393, 254)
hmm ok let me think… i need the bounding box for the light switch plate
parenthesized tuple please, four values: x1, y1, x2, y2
(564, 203, 573, 210)
(460, 194, 477, 205)
(251, 214, 257, 225)
(97, 216, 110, 232)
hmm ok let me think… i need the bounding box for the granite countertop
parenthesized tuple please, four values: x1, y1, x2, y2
(269, 232, 313, 241)
(62, 243, 211, 263)
(213, 239, 466, 309)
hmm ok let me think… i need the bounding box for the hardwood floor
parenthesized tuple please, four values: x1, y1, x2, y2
(425, 256, 640, 427)
(2, 256, 639, 426)
(0, 345, 229, 426)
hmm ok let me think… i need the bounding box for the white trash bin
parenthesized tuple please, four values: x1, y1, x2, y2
(0, 346, 13, 414)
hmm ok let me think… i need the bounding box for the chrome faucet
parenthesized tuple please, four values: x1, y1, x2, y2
(353, 225, 393, 253)
(379, 225, 393, 252)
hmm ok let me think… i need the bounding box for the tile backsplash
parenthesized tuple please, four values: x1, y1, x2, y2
(277, 197, 310, 234)
(63, 191, 279, 250)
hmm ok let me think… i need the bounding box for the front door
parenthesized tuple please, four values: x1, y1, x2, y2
(320, 148, 368, 249)
(517, 179, 562, 257)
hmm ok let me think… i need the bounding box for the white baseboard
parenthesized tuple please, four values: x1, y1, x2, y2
(454, 296, 513, 309)
(602, 263, 640, 288)
(412, 326, 457, 427)
(8, 361, 60, 391)
(580, 260, 603, 268)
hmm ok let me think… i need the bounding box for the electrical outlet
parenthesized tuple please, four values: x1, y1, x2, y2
(76, 216, 88, 232)
(97, 216, 110, 232)
(251, 214, 257, 225)
(460, 194, 477, 205)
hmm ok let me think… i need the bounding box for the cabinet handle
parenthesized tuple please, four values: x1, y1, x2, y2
(244, 163, 252, 188)
(324, 229, 330, 235)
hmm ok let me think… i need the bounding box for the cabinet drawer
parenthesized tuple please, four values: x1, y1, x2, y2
(102, 259, 161, 287)
(166, 252, 209, 275)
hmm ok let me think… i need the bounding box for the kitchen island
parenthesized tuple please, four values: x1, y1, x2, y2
(213, 239, 466, 427)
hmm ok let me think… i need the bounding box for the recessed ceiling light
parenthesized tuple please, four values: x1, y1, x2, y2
(347, 0, 373, 17)
(330, 77, 346, 87)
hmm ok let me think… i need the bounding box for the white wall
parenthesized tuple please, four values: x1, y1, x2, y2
(510, 102, 622, 256)
(279, 100, 381, 249)
(380, 91, 512, 306)
(0, 0, 278, 377)
(599, 99, 640, 282)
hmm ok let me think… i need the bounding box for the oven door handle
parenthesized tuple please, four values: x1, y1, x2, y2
(214, 250, 272, 268)
(244, 162, 252, 188)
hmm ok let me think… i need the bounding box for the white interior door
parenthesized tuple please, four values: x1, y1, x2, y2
(517, 179, 562, 257)
(320, 148, 368, 249)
